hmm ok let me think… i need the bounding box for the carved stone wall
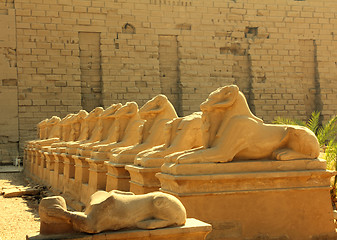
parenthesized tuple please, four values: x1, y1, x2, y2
(0, 0, 334, 161)
(159, 35, 182, 116)
(79, 32, 102, 112)
(0, 3, 18, 164)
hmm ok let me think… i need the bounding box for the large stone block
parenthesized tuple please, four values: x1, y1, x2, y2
(157, 159, 336, 240)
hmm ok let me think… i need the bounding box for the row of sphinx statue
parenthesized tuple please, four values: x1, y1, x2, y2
(25, 85, 321, 236)
(26, 84, 320, 169)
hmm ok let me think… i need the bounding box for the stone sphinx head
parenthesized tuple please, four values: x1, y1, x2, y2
(46, 116, 62, 138)
(48, 116, 61, 126)
(77, 109, 89, 119)
(200, 85, 240, 112)
(86, 107, 104, 121)
(100, 103, 123, 119)
(37, 118, 49, 139)
(115, 102, 139, 119)
(139, 94, 175, 119)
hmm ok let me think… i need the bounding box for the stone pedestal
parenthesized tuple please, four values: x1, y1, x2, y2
(157, 159, 336, 240)
(86, 158, 107, 197)
(31, 150, 39, 177)
(30, 150, 45, 184)
(72, 155, 90, 203)
(125, 165, 161, 194)
(78, 148, 92, 158)
(80, 183, 89, 204)
(38, 152, 47, 181)
(62, 153, 76, 195)
(23, 148, 31, 175)
(51, 153, 65, 193)
(105, 161, 130, 192)
(27, 218, 212, 240)
(28, 149, 35, 178)
(36, 151, 44, 180)
(44, 152, 55, 185)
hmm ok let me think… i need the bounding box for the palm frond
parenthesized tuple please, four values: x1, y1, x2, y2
(325, 140, 337, 171)
(306, 111, 321, 134)
(273, 117, 305, 126)
(317, 115, 337, 145)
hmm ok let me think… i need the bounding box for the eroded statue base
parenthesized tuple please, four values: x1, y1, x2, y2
(157, 158, 336, 240)
(125, 164, 161, 194)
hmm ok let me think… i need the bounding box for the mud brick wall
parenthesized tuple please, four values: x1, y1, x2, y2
(1, 0, 337, 161)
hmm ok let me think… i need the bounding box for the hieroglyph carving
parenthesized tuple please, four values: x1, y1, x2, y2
(1, 47, 16, 67)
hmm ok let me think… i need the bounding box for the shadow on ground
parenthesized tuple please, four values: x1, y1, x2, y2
(0, 171, 42, 219)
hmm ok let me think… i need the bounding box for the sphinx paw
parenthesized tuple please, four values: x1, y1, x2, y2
(273, 148, 304, 161)
(176, 153, 196, 164)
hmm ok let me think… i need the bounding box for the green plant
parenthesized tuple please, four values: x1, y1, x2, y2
(273, 112, 337, 148)
(325, 140, 337, 171)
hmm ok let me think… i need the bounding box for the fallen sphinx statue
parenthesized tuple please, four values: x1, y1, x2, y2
(39, 190, 186, 234)
(166, 85, 320, 164)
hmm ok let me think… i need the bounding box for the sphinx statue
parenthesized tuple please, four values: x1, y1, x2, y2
(76, 103, 123, 157)
(39, 190, 186, 234)
(25, 118, 50, 163)
(165, 85, 320, 164)
(67, 110, 89, 142)
(63, 110, 90, 146)
(60, 114, 76, 141)
(66, 107, 104, 154)
(26, 118, 49, 149)
(90, 102, 145, 160)
(134, 112, 203, 168)
(43, 113, 76, 149)
(43, 110, 89, 151)
(74, 107, 105, 150)
(37, 118, 49, 140)
(33, 116, 62, 147)
(109, 95, 178, 164)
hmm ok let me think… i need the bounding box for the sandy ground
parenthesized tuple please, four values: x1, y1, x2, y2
(0, 172, 40, 240)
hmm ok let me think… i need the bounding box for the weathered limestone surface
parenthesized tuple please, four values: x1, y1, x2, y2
(157, 159, 335, 240)
(67, 108, 104, 147)
(134, 112, 203, 168)
(85, 102, 144, 195)
(24, 86, 336, 240)
(90, 102, 144, 160)
(25, 116, 61, 180)
(3, 187, 39, 198)
(39, 190, 186, 234)
(127, 112, 203, 193)
(49, 110, 89, 151)
(76, 103, 123, 157)
(110, 95, 178, 164)
(165, 85, 320, 165)
(106, 95, 177, 192)
(31, 116, 62, 147)
(0, 7, 18, 164)
(154, 86, 334, 240)
(66, 107, 104, 154)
